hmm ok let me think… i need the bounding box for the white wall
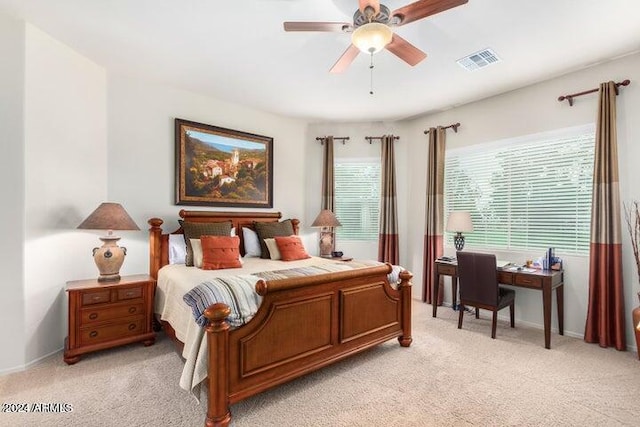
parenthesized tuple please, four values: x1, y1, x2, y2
(404, 52, 640, 348)
(0, 13, 27, 373)
(106, 73, 309, 276)
(23, 24, 108, 363)
(306, 122, 409, 261)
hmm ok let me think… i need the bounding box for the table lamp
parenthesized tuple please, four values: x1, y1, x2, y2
(446, 211, 474, 251)
(77, 202, 140, 282)
(311, 209, 342, 257)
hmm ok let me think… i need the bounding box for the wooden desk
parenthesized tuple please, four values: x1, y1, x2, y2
(433, 260, 564, 349)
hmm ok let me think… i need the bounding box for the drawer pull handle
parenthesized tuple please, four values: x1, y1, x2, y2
(126, 292, 134, 297)
(89, 331, 98, 338)
(89, 313, 98, 320)
(128, 307, 137, 314)
(128, 324, 136, 331)
(92, 296, 102, 301)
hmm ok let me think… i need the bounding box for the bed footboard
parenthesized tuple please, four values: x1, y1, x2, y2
(203, 265, 412, 427)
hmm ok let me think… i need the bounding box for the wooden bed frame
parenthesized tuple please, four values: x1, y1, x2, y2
(148, 210, 413, 427)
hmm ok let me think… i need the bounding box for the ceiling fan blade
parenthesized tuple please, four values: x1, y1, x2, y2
(284, 22, 351, 32)
(330, 45, 360, 74)
(391, 0, 468, 26)
(359, 0, 380, 16)
(386, 34, 427, 66)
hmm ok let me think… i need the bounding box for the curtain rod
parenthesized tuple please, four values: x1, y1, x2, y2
(316, 136, 349, 145)
(423, 122, 460, 134)
(365, 135, 400, 144)
(558, 79, 630, 106)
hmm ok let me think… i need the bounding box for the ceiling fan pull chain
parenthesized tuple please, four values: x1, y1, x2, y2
(369, 52, 374, 95)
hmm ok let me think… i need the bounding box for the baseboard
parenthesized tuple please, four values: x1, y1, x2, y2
(443, 302, 639, 355)
(0, 346, 63, 376)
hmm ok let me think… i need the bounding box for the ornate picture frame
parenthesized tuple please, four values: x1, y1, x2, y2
(175, 118, 273, 208)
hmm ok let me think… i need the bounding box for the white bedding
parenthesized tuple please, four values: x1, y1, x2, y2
(154, 256, 347, 395)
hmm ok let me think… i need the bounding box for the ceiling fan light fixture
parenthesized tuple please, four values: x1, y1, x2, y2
(351, 22, 393, 54)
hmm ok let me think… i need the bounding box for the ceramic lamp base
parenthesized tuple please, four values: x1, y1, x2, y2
(93, 236, 126, 282)
(319, 231, 334, 257)
(453, 232, 465, 251)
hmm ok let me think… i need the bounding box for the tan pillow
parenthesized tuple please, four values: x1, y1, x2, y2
(263, 238, 281, 260)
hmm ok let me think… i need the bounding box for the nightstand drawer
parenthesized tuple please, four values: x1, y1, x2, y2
(117, 286, 143, 301)
(80, 319, 144, 346)
(81, 290, 111, 306)
(81, 303, 144, 326)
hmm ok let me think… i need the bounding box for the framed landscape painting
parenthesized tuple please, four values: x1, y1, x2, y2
(175, 118, 273, 208)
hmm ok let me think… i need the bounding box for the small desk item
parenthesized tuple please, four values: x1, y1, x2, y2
(64, 274, 156, 364)
(433, 260, 564, 349)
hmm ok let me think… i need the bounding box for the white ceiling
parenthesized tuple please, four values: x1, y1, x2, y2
(1, 0, 639, 123)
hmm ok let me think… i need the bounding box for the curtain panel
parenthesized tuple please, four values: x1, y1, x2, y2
(584, 81, 626, 350)
(423, 127, 446, 303)
(378, 135, 399, 265)
(321, 136, 335, 211)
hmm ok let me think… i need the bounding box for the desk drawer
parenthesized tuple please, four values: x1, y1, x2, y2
(514, 274, 542, 289)
(497, 271, 512, 284)
(438, 264, 457, 276)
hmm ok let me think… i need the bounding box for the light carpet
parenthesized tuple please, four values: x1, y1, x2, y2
(1, 300, 639, 427)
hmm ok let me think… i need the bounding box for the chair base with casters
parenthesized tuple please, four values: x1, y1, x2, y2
(457, 287, 515, 338)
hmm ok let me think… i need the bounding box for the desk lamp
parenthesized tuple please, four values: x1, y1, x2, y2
(77, 202, 140, 282)
(446, 211, 474, 251)
(311, 209, 342, 257)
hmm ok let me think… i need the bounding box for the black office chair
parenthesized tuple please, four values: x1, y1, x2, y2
(457, 252, 515, 339)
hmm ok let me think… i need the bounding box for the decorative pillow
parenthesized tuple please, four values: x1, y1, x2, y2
(191, 238, 243, 268)
(169, 233, 187, 264)
(254, 220, 294, 259)
(275, 235, 311, 261)
(181, 220, 232, 266)
(263, 238, 282, 260)
(242, 227, 262, 258)
(200, 236, 242, 270)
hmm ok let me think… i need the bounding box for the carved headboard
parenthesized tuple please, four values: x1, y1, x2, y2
(147, 210, 300, 279)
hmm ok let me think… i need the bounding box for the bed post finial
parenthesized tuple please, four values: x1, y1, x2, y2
(204, 303, 232, 427)
(291, 218, 300, 235)
(148, 218, 164, 280)
(398, 270, 413, 347)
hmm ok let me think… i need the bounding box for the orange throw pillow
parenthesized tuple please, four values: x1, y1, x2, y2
(200, 235, 242, 270)
(274, 235, 310, 261)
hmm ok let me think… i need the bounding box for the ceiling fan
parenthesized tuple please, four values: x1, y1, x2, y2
(284, 0, 469, 73)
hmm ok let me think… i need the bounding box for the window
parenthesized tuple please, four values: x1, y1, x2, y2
(334, 159, 380, 241)
(444, 124, 595, 254)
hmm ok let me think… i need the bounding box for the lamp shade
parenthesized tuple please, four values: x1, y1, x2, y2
(78, 202, 140, 232)
(311, 209, 342, 228)
(351, 22, 393, 54)
(445, 211, 473, 233)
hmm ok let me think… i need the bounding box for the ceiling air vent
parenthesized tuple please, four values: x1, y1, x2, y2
(457, 48, 501, 71)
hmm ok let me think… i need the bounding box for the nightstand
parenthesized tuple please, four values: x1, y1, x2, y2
(64, 274, 156, 365)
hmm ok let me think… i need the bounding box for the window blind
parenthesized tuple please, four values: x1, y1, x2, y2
(334, 160, 380, 241)
(444, 125, 595, 254)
